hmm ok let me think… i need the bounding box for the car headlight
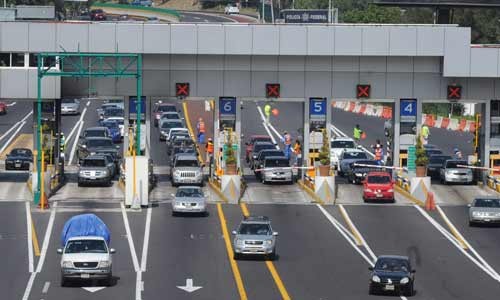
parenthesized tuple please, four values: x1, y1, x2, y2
(174, 170, 181, 176)
(98, 260, 111, 268)
(372, 275, 381, 283)
(79, 171, 85, 175)
(365, 188, 372, 192)
(175, 201, 182, 206)
(235, 238, 243, 246)
(387, 189, 394, 193)
(62, 261, 73, 268)
(90, 152, 96, 155)
(400, 277, 409, 284)
(355, 173, 363, 176)
(265, 239, 273, 245)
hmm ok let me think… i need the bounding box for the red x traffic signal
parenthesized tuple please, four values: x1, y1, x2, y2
(176, 83, 190, 97)
(266, 83, 280, 98)
(357, 84, 370, 99)
(447, 85, 462, 100)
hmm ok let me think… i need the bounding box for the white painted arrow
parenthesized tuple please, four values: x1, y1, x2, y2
(82, 287, 106, 293)
(177, 278, 202, 293)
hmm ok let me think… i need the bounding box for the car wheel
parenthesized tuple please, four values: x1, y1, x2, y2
(469, 220, 475, 227)
(268, 248, 276, 261)
(368, 283, 376, 295)
(404, 282, 414, 297)
(60, 275, 68, 287)
(172, 211, 177, 217)
(233, 252, 240, 260)
(77, 181, 82, 187)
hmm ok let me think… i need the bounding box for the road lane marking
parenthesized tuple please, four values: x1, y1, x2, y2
(0, 133, 33, 160)
(182, 102, 204, 164)
(140, 206, 152, 272)
(68, 120, 84, 165)
(0, 121, 27, 155)
(256, 105, 280, 149)
(394, 186, 424, 206)
(338, 204, 364, 246)
(25, 201, 34, 273)
(414, 205, 500, 282)
(42, 281, 50, 293)
(7, 101, 16, 106)
(120, 202, 140, 272)
(31, 217, 41, 257)
(329, 124, 375, 158)
(216, 203, 248, 300)
(239, 203, 291, 300)
(435, 206, 468, 249)
(136, 270, 142, 300)
(0, 110, 32, 143)
(339, 205, 377, 261)
(22, 202, 57, 300)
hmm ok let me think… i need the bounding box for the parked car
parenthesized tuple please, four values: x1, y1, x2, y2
(427, 155, 452, 179)
(77, 137, 120, 163)
(440, 159, 473, 184)
(224, 3, 240, 14)
(253, 149, 285, 177)
(260, 156, 293, 184)
(0, 101, 6, 115)
(245, 135, 273, 163)
(330, 137, 357, 169)
(369, 255, 415, 296)
(169, 146, 197, 165)
(61, 98, 80, 115)
(232, 216, 278, 260)
(338, 149, 369, 176)
(166, 128, 190, 144)
(346, 159, 380, 184)
(469, 198, 500, 226)
(159, 121, 184, 141)
(101, 119, 122, 143)
(171, 186, 207, 216)
(78, 155, 115, 186)
(81, 127, 111, 140)
(363, 171, 394, 203)
(153, 103, 177, 126)
(170, 154, 204, 187)
(5, 148, 32, 170)
(167, 131, 191, 148)
(90, 9, 106, 21)
(249, 141, 276, 168)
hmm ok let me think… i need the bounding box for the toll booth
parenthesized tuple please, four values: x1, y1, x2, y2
(215, 97, 240, 176)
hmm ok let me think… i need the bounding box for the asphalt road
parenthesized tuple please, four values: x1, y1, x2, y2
(0, 101, 33, 149)
(179, 11, 235, 23)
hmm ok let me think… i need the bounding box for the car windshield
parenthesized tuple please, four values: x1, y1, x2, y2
(254, 144, 275, 153)
(429, 156, 452, 164)
(238, 223, 271, 235)
(103, 121, 119, 129)
(426, 149, 443, 156)
(265, 158, 289, 168)
(65, 240, 107, 254)
(367, 175, 391, 184)
(62, 99, 76, 104)
(87, 139, 113, 148)
(446, 161, 467, 168)
(331, 140, 355, 148)
(259, 150, 284, 159)
(162, 122, 183, 129)
(174, 140, 194, 147)
(252, 137, 271, 144)
(474, 199, 500, 208)
(85, 130, 106, 137)
(175, 159, 199, 167)
(156, 105, 176, 112)
(176, 188, 203, 198)
(104, 108, 123, 117)
(174, 148, 196, 155)
(11, 149, 31, 156)
(375, 258, 410, 272)
(161, 113, 180, 119)
(82, 158, 106, 167)
(343, 152, 368, 159)
(355, 160, 379, 166)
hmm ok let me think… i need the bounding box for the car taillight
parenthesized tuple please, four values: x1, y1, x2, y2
(365, 188, 372, 193)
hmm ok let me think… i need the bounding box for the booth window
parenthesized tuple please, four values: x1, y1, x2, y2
(11, 53, 25, 67)
(29, 54, 56, 68)
(0, 53, 9, 66)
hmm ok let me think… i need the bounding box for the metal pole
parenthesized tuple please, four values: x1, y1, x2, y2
(270, 0, 274, 23)
(35, 54, 42, 205)
(262, 0, 265, 23)
(136, 54, 142, 155)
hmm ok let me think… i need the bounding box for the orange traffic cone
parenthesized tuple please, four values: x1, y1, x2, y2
(38, 193, 49, 209)
(425, 192, 435, 211)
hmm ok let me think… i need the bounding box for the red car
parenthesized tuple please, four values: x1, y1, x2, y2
(245, 135, 272, 163)
(362, 171, 395, 203)
(90, 9, 107, 21)
(0, 101, 7, 115)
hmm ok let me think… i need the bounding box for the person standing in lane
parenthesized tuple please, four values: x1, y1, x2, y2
(196, 117, 206, 144)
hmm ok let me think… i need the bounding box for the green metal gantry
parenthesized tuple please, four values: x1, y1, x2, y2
(35, 52, 143, 204)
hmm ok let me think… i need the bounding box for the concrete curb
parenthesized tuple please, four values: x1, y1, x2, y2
(208, 179, 229, 203)
(394, 185, 424, 206)
(297, 180, 325, 205)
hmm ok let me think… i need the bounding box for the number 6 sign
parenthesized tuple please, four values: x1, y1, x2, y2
(219, 97, 236, 120)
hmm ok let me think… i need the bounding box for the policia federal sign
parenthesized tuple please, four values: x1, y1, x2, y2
(281, 9, 329, 23)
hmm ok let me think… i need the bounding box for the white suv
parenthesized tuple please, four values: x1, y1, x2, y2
(225, 3, 240, 14)
(330, 137, 358, 169)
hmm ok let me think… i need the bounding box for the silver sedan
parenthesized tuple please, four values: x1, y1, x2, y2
(469, 198, 500, 226)
(171, 186, 207, 216)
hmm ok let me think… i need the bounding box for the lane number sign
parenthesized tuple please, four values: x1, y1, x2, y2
(400, 99, 417, 123)
(219, 97, 236, 120)
(309, 98, 326, 116)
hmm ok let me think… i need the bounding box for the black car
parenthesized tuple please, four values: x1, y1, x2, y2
(5, 148, 32, 170)
(347, 159, 380, 184)
(249, 142, 276, 168)
(369, 255, 415, 296)
(425, 148, 443, 157)
(253, 149, 285, 176)
(427, 155, 452, 178)
(168, 137, 194, 155)
(77, 137, 120, 163)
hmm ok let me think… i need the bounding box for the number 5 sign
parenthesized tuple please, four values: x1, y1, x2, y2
(309, 98, 326, 116)
(219, 97, 236, 120)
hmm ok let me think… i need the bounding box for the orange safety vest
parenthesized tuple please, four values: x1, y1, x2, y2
(294, 143, 301, 155)
(198, 121, 206, 133)
(375, 148, 382, 160)
(284, 134, 291, 145)
(207, 141, 214, 154)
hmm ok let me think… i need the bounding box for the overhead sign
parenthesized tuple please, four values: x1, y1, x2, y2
(356, 84, 371, 99)
(447, 85, 462, 100)
(281, 9, 329, 23)
(400, 99, 417, 123)
(309, 97, 327, 131)
(176, 83, 190, 97)
(266, 83, 280, 98)
(129, 96, 146, 121)
(219, 97, 236, 121)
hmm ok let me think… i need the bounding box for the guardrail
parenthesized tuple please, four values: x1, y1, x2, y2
(92, 2, 180, 19)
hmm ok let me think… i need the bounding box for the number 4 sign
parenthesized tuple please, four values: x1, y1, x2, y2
(400, 99, 417, 123)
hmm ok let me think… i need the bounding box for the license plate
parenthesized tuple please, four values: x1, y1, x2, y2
(15, 163, 21, 168)
(376, 194, 383, 198)
(80, 273, 90, 279)
(384, 285, 394, 291)
(90, 177, 96, 180)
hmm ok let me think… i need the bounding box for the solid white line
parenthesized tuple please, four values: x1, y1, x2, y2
(329, 124, 375, 158)
(140, 207, 152, 272)
(25, 201, 34, 273)
(66, 106, 88, 146)
(0, 121, 26, 154)
(7, 101, 16, 107)
(255, 105, 279, 149)
(136, 271, 142, 300)
(120, 202, 140, 272)
(86, 100, 91, 107)
(339, 205, 377, 262)
(68, 120, 84, 165)
(42, 281, 50, 293)
(22, 202, 57, 300)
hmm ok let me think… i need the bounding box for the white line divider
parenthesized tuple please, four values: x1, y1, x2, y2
(414, 205, 500, 282)
(256, 105, 280, 150)
(0, 120, 26, 154)
(0, 110, 33, 143)
(339, 205, 377, 262)
(68, 120, 84, 165)
(7, 101, 16, 107)
(120, 202, 140, 272)
(436, 205, 500, 278)
(22, 202, 58, 300)
(329, 124, 375, 158)
(25, 201, 34, 273)
(141, 206, 152, 272)
(65, 106, 88, 146)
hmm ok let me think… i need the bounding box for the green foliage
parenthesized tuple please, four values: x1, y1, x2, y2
(415, 134, 428, 167)
(224, 133, 237, 166)
(344, 4, 401, 23)
(318, 129, 330, 166)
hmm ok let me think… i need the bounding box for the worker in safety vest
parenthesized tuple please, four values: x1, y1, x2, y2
(421, 124, 430, 145)
(60, 132, 65, 152)
(374, 145, 383, 165)
(264, 103, 272, 123)
(206, 137, 214, 164)
(293, 140, 302, 166)
(353, 124, 363, 142)
(281, 131, 292, 159)
(197, 117, 206, 144)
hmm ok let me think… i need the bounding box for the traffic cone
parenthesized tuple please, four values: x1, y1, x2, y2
(425, 192, 435, 211)
(38, 193, 49, 209)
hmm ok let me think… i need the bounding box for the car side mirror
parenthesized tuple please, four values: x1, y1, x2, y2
(357, 145, 362, 149)
(109, 248, 116, 254)
(411, 269, 416, 273)
(170, 193, 175, 197)
(231, 230, 237, 235)
(273, 232, 279, 236)
(368, 266, 374, 271)
(57, 248, 63, 254)
(467, 203, 472, 207)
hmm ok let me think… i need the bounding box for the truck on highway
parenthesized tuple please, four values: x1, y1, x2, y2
(57, 214, 115, 287)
